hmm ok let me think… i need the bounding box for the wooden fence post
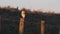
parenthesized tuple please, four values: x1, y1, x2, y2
(41, 20, 45, 34)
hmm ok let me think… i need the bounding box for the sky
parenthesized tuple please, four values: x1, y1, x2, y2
(0, 0, 60, 13)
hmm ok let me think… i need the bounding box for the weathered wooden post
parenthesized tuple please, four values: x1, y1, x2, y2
(19, 9, 25, 34)
(41, 14, 47, 34)
(41, 20, 45, 34)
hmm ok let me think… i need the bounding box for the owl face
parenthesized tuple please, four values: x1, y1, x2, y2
(21, 11, 25, 18)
